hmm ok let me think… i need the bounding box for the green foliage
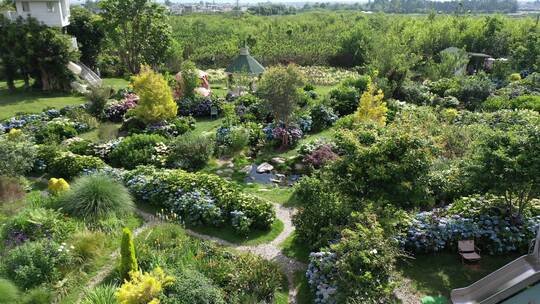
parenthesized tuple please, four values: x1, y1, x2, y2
(99, 0, 172, 73)
(483, 95, 540, 112)
(467, 125, 540, 216)
(69, 230, 106, 263)
(58, 174, 134, 221)
(257, 65, 305, 145)
(427, 48, 469, 80)
(450, 74, 494, 110)
(330, 215, 398, 303)
(0, 16, 78, 91)
(355, 82, 387, 126)
(1, 207, 77, 245)
(131, 67, 178, 123)
(110, 134, 167, 169)
(178, 61, 200, 99)
(49, 152, 106, 180)
(81, 285, 118, 304)
(120, 228, 138, 281)
(0, 135, 36, 177)
(167, 133, 214, 171)
(20, 287, 52, 304)
(34, 121, 78, 144)
(0, 278, 19, 304)
(161, 269, 226, 304)
(67, 6, 105, 69)
(86, 86, 113, 118)
(1, 240, 73, 289)
(116, 267, 174, 304)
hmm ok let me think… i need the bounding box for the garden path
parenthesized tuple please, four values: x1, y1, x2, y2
(82, 203, 305, 304)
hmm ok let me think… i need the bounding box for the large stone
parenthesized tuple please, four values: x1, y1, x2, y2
(271, 157, 286, 165)
(241, 165, 252, 174)
(256, 162, 274, 173)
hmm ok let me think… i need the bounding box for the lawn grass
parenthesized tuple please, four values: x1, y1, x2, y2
(242, 185, 296, 206)
(399, 252, 521, 299)
(294, 270, 314, 304)
(79, 122, 122, 142)
(280, 232, 311, 264)
(191, 117, 224, 136)
(0, 78, 129, 120)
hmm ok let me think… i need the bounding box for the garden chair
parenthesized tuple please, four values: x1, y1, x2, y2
(458, 240, 481, 264)
(210, 106, 218, 119)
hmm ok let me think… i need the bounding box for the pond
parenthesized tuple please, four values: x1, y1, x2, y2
(243, 164, 299, 187)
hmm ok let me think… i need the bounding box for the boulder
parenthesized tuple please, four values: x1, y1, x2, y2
(256, 162, 274, 173)
(241, 165, 253, 174)
(271, 157, 286, 165)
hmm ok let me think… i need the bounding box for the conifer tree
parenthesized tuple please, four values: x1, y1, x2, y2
(120, 228, 138, 281)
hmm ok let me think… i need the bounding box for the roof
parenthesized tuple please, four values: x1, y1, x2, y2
(467, 52, 492, 58)
(225, 47, 265, 76)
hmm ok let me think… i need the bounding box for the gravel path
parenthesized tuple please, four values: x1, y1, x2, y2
(82, 204, 305, 304)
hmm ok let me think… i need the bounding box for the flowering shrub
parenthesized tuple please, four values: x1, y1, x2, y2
(297, 115, 313, 133)
(302, 143, 338, 169)
(144, 116, 196, 137)
(215, 126, 250, 155)
(33, 118, 80, 144)
(400, 196, 540, 254)
(178, 96, 221, 117)
(0, 109, 61, 133)
(48, 152, 107, 180)
(1, 240, 74, 289)
(0, 133, 37, 176)
(104, 93, 139, 122)
(123, 167, 275, 234)
(310, 105, 338, 132)
(109, 134, 168, 169)
(263, 123, 303, 147)
(307, 216, 398, 303)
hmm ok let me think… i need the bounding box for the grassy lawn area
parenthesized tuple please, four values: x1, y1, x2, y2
(189, 219, 284, 246)
(192, 117, 224, 136)
(0, 78, 129, 120)
(399, 252, 521, 299)
(280, 232, 311, 264)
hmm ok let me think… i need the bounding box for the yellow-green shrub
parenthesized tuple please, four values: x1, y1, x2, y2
(116, 267, 174, 304)
(131, 66, 177, 123)
(48, 177, 70, 195)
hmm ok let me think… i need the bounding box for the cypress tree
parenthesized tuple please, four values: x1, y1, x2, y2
(120, 227, 138, 280)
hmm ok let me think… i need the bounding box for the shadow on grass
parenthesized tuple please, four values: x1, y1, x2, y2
(398, 252, 521, 298)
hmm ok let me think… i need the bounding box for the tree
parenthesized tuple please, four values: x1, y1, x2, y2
(67, 6, 105, 69)
(120, 228, 138, 281)
(131, 66, 177, 123)
(355, 81, 387, 127)
(100, 0, 172, 74)
(468, 126, 540, 217)
(257, 65, 305, 147)
(177, 61, 200, 99)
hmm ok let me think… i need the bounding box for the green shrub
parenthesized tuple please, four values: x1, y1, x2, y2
(161, 269, 225, 304)
(20, 287, 52, 304)
(0, 135, 37, 177)
(0, 176, 26, 203)
(66, 139, 95, 156)
(1, 240, 73, 289)
(328, 85, 359, 116)
(484, 95, 540, 112)
(86, 86, 114, 118)
(341, 75, 370, 92)
(66, 107, 100, 130)
(120, 228, 138, 281)
(49, 152, 106, 180)
(81, 285, 118, 304)
(34, 121, 78, 144)
(109, 134, 167, 169)
(0, 278, 19, 304)
(167, 134, 214, 171)
(450, 74, 494, 110)
(131, 66, 178, 123)
(58, 174, 134, 221)
(1, 207, 77, 246)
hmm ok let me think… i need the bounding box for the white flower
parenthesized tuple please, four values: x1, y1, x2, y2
(369, 249, 378, 255)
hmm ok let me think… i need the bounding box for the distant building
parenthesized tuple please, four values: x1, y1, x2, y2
(4, 0, 71, 27)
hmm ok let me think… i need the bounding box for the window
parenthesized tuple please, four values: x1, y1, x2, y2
(46, 2, 55, 12)
(21, 1, 30, 12)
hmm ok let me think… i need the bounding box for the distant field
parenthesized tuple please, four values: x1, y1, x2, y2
(0, 78, 129, 120)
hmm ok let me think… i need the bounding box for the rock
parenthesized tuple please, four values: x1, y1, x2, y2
(222, 168, 234, 175)
(216, 170, 223, 175)
(256, 162, 274, 173)
(241, 165, 252, 174)
(294, 163, 305, 171)
(270, 178, 281, 183)
(275, 173, 285, 179)
(271, 157, 286, 165)
(226, 162, 234, 168)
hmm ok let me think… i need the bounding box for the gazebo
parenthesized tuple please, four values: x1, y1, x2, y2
(225, 46, 265, 94)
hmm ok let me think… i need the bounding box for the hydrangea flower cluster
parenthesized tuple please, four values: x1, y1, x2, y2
(0, 109, 61, 133)
(263, 123, 304, 146)
(93, 138, 124, 159)
(400, 206, 540, 254)
(297, 115, 313, 133)
(104, 93, 139, 122)
(306, 251, 338, 304)
(122, 167, 275, 235)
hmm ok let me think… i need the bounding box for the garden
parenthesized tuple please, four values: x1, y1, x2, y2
(1, 2, 540, 304)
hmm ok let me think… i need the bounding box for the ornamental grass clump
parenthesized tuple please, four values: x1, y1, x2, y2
(58, 174, 134, 222)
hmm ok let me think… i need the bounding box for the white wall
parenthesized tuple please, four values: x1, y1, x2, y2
(15, 0, 69, 27)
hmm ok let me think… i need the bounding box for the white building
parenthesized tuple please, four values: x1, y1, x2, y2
(5, 0, 70, 27)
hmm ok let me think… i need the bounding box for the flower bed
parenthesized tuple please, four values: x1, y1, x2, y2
(400, 198, 540, 254)
(123, 166, 275, 234)
(297, 66, 359, 86)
